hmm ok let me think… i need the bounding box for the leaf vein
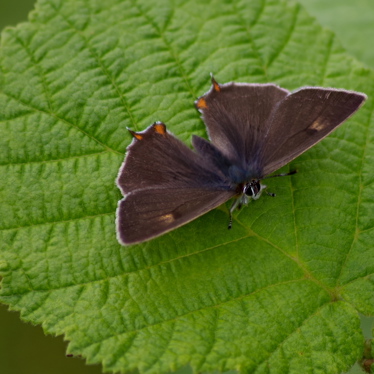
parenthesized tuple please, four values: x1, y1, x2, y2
(129, 0, 197, 99)
(231, 0, 268, 79)
(79, 278, 307, 350)
(266, 3, 300, 69)
(49, 1, 140, 131)
(2, 92, 122, 154)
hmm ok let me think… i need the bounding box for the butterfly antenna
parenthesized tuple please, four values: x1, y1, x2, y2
(266, 191, 276, 197)
(263, 170, 297, 179)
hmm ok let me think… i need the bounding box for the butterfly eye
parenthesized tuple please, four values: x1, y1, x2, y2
(245, 180, 262, 197)
(245, 187, 253, 197)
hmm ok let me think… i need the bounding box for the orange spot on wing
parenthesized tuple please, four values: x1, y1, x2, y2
(210, 76, 221, 92)
(128, 129, 144, 140)
(153, 122, 166, 135)
(212, 80, 221, 92)
(196, 97, 208, 109)
(133, 133, 144, 140)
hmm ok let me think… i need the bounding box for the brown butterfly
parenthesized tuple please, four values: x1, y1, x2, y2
(116, 76, 366, 245)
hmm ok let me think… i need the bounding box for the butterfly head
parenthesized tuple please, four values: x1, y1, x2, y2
(232, 179, 266, 211)
(243, 179, 265, 200)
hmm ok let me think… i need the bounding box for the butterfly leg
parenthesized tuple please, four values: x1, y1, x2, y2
(228, 198, 241, 229)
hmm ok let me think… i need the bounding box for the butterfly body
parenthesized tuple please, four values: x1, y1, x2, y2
(116, 77, 366, 245)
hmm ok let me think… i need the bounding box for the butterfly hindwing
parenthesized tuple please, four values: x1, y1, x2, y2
(117, 188, 234, 245)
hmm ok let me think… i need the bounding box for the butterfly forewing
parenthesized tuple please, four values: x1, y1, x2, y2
(261, 88, 367, 175)
(117, 123, 230, 194)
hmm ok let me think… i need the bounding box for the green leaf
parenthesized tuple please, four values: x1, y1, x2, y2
(0, 0, 372, 373)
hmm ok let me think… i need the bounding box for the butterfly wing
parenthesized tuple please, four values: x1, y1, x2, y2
(116, 122, 235, 245)
(195, 77, 289, 173)
(261, 87, 367, 175)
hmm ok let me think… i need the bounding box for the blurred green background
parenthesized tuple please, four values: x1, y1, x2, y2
(0, 0, 373, 373)
(298, 0, 374, 69)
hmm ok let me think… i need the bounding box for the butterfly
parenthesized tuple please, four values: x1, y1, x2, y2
(116, 76, 366, 245)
